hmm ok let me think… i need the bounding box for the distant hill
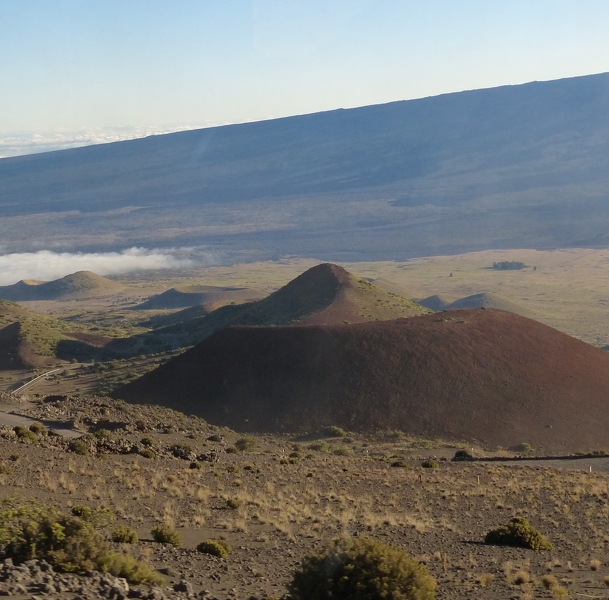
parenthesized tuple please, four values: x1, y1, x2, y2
(0, 271, 124, 301)
(416, 295, 455, 312)
(2, 73, 609, 260)
(116, 309, 609, 453)
(444, 292, 534, 317)
(133, 285, 266, 310)
(112, 263, 429, 354)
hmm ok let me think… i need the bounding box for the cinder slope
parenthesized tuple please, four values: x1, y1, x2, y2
(117, 309, 609, 453)
(0, 271, 124, 301)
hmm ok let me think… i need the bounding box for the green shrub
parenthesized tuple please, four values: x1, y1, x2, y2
(140, 448, 156, 459)
(512, 443, 532, 453)
(0, 500, 159, 583)
(289, 537, 436, 600)
(308, 442, 330, 452)
(140, 436, 155, 447)
(96, 550, 162, 584)
(93, 429, 114, 441)
(151, 525, 181, 547)
(323, 426, 347, 438)
(196, 539, 231, 558)
(71, 505, 114, 528)
(332, 446, 354, 457)
(421, 460, 439, 469)
(13, 426, 38, 444)
(235, 437, 255, 452)
(68, 439, 89, 455)
(226, 498, 243, 510)
(111, 525, 138, 544)
(485, 517, 553, 551)
(29, 422, 48, 436)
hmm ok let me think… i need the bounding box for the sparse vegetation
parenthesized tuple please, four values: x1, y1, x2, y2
(0, 500, 160, 584)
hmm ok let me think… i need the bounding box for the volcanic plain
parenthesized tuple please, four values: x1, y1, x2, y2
(1, 255, 609, 598)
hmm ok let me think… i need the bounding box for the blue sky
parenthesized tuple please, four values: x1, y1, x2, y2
(1, 0, 609, 155)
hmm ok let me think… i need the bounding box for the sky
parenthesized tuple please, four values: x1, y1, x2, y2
(1, 0, 609, 157)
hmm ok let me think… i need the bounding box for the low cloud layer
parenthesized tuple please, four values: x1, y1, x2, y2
(0, 123, 232, 159)
(0, 247, 197, 286)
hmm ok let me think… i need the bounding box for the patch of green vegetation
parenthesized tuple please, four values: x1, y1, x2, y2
(323, 426, 347, 438)
(150, 525, 181, 547)
(18, 316, 67, 357)
(196, 539, 231, 558)
(111, 525, 139, 544)
(485, 517, 553, 551)
(0, 499, 161, 584)
(289, 537, 436, 600)
(235, 437, 255, 452)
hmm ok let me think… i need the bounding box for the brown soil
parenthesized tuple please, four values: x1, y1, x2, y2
(118, 308, 609, 453)
(3, 395, 609, 599)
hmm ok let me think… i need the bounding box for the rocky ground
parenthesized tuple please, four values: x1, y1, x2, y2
(0, 394, 608, 598)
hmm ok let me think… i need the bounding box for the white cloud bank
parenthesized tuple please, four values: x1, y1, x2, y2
(0, 123, 236, 159)
(0, 247, 197, 286)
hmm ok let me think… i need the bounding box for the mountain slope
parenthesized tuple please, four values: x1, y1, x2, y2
(116, 308, 609, 453)
(2, 73, 609, 259)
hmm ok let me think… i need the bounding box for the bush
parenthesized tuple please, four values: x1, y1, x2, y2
(140, 436, 155, 447)
(226, 498, 243, 510)
(93, 429, 114, 441)
(421, 460, 439, 469)
(196, 539, 231, 558)
(485, 517, 553, 551)
(140, 448, 156, 459)
(323, 426, 347, 438)
(452, 449, 474, 462)
(151, 525, 181, 547)
(71, 505, 114, 528)
(289, 537, 436, 600)
(29, 422, 48, 436)
(68, 439, 89, 455)
(235, 437, 255, 452)
(111, 525, 138, 544)
(0, 500, 160, 584)
(13, 426, 38, 444)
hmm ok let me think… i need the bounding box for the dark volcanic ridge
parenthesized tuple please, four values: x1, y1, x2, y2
(117, 308, 609, 453)
(0, 271, 124, 301)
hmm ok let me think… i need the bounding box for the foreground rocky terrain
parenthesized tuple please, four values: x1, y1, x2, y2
(0, 394, 608, 598)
